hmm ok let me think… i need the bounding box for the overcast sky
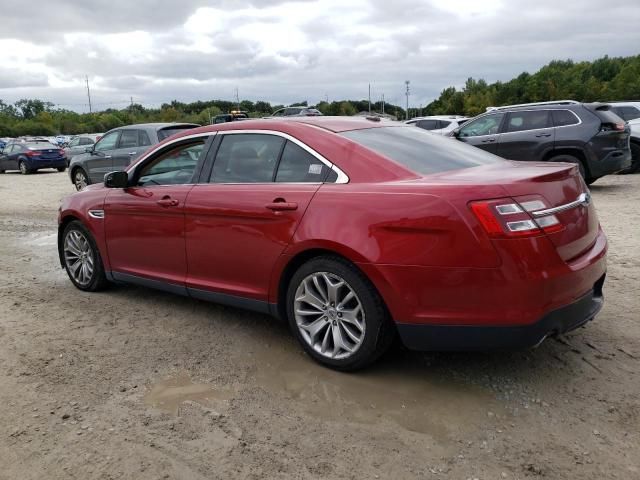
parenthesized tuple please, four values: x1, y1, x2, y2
(1, 0, 639, 112)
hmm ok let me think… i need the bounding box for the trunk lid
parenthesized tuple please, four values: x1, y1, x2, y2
(422, 161, 598, 262)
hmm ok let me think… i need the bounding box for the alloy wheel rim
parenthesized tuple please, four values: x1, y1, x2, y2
(20, 162, 26, 174)
(294, 272, 366, 360)
(64, 230, 94, 286)
(75, 171, 87, 190)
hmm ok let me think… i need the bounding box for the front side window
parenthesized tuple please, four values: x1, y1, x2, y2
(79, 137, 94, 146)
(458, 113, 505, 137)
(137, 141, 205, 186)
(275, 141, 330, 182)
(94, 131, 119, 152)
(506, 110, 551, 133)
(69, 138, 80, 147)
(439, 120, 451, 128)
(211, 134, 284, 183)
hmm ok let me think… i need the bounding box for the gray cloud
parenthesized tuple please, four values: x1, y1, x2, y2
(0, 0, 638, 111)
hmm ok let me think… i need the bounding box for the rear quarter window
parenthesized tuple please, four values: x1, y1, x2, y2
(341, 126, 503, 175)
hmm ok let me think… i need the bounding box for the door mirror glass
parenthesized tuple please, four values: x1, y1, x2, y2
(104, 170, 129, 188)
(84, 146, 94, 153)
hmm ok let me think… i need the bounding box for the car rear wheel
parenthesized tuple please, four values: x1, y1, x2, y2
(286, 256, 394, 371)
(57, 167, 66, 173)
(19, 161, 30, 175)
(62, 221, 108, 292)
(548, 154, 592, 184)
(73, 168, 89, 191)
(619, 142, 640, 174)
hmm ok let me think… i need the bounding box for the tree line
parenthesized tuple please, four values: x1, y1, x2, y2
(1, 54, 638, 137)
(425, 54, 640, 117)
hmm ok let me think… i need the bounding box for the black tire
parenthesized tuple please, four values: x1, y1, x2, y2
(72, 167, 90, 191)
(57, 167, 66, 173)
(286, 255, 394, 371)
(19, 160, 30, 175)
(61, 220, 109, 292)
(548, 153, 591, 183)
(619, 142, 640, 174)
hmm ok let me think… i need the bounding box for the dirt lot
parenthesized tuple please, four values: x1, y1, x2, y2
(0, 170, 638, 480)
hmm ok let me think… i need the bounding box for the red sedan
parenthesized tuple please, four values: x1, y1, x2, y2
(58, 117, 607, 370)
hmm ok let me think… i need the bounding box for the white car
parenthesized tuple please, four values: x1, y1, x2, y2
(405, 115, 469, 135)
(608, 102, 640, 173)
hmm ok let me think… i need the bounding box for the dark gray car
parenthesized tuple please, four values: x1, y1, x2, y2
(64, 134, 102, 166)
(69, 123, 199, 190)
(451, 101, 631, 185)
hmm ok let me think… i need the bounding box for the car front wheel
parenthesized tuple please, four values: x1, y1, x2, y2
(286, 256, 394, 371)
(62, 221, 108, 292)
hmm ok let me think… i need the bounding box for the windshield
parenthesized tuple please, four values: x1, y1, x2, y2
(341, 126, 503, 175)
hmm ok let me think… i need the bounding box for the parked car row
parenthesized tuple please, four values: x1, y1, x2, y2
(407, 100, 633, 184)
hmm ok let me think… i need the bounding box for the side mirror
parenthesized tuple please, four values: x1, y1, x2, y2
(451, 128, 461, 138)
(104, 171, 129, 188)
(85, 146, 94, 153)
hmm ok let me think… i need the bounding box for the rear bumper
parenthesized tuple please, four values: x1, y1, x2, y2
(589, 149, 631, 178)
(26, 158, 67, 170)
(397, 274, 605, 351)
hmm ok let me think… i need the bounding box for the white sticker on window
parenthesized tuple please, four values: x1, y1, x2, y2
(308, 164, 323, 174)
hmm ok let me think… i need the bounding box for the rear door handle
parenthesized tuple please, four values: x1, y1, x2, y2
(128, 152, 137, 156)
(535, 133, 552, 138)
(156, 196, 179, 207)
(103, 155, 112, 159)
(266, 202, 298, 211)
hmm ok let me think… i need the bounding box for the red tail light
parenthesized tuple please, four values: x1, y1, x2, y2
(58, 149, 65, 155)
(25, 150, 40, 157)
(601, 122, 626, 132)
(470, 198, 563, 239)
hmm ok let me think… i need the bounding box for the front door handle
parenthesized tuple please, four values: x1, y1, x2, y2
(103, 155, 112, 159)
(266, 201, 298, 211)
(156, 196, 179, 207)
(481, 138, 496, 143)
(128, 152, 137, 156)
(535, 133, 552, 138)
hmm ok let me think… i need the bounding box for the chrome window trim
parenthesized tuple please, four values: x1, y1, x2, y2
(530, 192, 591, 217)
(215, 129, 349, 184)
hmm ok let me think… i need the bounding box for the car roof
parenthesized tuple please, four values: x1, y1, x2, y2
(224, 116, 398, 133)
(407, 116, 468, 121)
(115, 122, 200, 130)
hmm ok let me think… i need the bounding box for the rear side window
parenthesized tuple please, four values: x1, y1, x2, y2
(119, 130, 138, 149)
(439, 120, 451, 128)
(552, 110, 580, 127)
(506, 110, 551, 132)
(341, 126, 502, 175)
(612, 106, 640, 121)
(416, 120, 438, 130)
(211, 134, 284, 183)
(275, 141, 330, 182)
(139, 130, 151, 146)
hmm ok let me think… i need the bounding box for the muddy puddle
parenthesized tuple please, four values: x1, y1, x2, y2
(144, 371, 232, 414)
(249, 341, 503, 440)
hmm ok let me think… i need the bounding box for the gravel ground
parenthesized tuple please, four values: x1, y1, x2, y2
(0, 170, 638, 479)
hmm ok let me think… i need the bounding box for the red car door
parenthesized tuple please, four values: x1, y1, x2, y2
(104, 141, 208, 287)
(184, 133, 333, 305)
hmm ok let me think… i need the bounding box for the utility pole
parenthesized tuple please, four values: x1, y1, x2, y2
(234, 87, 240, 112)
(382, 93, 385, 115)
(405, 80, 410, 120)
(368, 83, 371, 113)
(130, 96, 134, 108)
(85, 76, 92, 114)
